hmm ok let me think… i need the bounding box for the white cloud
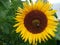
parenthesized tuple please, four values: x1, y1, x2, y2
(48, 0, 60, 4)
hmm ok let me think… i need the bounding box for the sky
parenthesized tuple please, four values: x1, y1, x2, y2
(21, 0, 60, 19)
(48, 0, 60, 19)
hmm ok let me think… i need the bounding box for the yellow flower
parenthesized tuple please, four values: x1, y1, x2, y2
(14, 0, 58, 44)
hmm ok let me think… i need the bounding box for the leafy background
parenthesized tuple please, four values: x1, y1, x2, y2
(0, 0, 60, 45)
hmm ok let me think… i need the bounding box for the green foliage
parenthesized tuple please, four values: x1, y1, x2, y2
(0, 0, 23, 45)
(0, 0, 59, 45)
(55, 21, 60, 40)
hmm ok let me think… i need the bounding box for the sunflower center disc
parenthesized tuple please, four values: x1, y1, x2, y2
(24, 10, 47, 34)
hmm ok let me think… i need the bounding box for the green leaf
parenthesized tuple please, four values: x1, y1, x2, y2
(0, 0, 11, 10)
(38, 38, 57, 45)
(3, 43, 7, 45)
(0, 0, 25, 45)
(11, 0, 23, 9)
(54, 13, 58, 18)
(0, 23, 10, 34)
(0, 41, 3, 45)
(55, 22, 60, 40)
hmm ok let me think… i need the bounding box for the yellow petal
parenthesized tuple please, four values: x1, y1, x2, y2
(13, 23, 20, 27)
(41, 2, 52, 12)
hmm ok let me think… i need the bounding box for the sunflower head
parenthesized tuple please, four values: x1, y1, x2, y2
(14, 0, 58, 45)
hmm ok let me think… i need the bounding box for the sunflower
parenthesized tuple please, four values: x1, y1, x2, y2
(14, 0, 58, 45)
